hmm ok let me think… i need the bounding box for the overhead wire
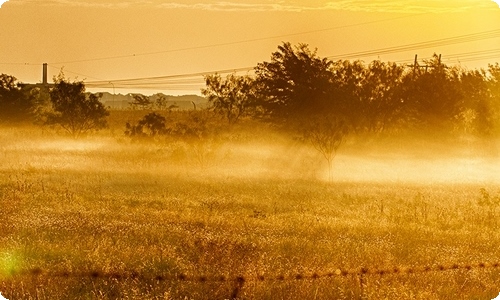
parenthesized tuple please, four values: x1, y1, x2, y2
(82, 29, 500, 91)
(47, 64, 107, 81)
(49, 13, 428, 65)
(326, 29, 500, 60)
(84, 67, 254, 91)
(2, 16, 498, 91)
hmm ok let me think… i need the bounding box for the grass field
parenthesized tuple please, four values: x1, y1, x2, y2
(1, 115, 500, 299)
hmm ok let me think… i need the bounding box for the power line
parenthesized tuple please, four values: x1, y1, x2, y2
(47, 64, 106, 81)
(83, 29, 500, 91)
(326, 29, 500, 61)
(49, 13, 428, 65)
(84, 67, 253, 89)
(0, 62, 38, 66)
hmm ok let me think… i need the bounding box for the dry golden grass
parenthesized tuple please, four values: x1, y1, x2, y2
(0, 116, 499, 299)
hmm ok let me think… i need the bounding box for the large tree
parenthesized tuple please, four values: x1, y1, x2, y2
(46, 76, 109, 138)
(254, 42, 334, 124)
(359, 60, 406, 132)
(400, 54, 462, 128)
(329, 60, 367, 131)
(455, 68, 493, 135)
(487, 63, 500, 133)
(201, 73, 256, 125)
(0, 74, 34, 123)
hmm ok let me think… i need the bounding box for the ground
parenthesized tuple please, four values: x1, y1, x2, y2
(0, 118, 499, 299)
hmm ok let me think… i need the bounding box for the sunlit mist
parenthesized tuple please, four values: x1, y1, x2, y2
(1, 1, 500, 298)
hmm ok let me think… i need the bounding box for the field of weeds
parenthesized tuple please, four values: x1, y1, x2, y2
(0, 117, 500, 299)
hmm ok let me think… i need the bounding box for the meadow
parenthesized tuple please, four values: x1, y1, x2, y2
(0, 111, 500, 299)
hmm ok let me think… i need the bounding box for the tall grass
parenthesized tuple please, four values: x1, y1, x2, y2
(0, 116, 499, 299)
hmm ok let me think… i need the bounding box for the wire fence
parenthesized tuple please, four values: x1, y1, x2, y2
(4, 261, 500, 298)
(9, 261, 499, 281)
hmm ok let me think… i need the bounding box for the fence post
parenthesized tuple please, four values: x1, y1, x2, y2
(358, 273, 366, 300)
(230, 276, 245, 299)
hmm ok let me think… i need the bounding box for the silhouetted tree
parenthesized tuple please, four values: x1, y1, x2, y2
(330, 60, 408, 133)
(0, 74, 34, 123)
(487, 63, 500, 133)
(254, 42, 333, 124)
(330, 60, 367, 131)
(360, 61, 406, 132)
(202, 73, 256, 125)
(303, 115, 349, 181)
(455, 68, 493, 135)
(154, 95, 169, 110)
(400, 54, 461, 128)
(125, 112, 167, 140)
(130, 94, 152, 110)
(46, 75, 109, 138)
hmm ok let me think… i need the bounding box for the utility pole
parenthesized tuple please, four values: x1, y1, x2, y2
(409, 54, 442, 75)
(109, 82, 115, 109)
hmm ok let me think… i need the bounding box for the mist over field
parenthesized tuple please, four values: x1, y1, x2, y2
(1, 125, 499, 184)
(1, 119, 500, 299)
(1, 41, 500, 299)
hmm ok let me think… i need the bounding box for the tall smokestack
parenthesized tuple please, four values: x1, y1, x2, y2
(42, 63, 48, 85)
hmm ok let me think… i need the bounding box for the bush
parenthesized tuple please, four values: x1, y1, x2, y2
(125, 112, 167, 141)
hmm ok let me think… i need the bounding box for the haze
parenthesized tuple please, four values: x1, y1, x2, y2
(1, 1, 500, 299)
(0, 0, 499, 95)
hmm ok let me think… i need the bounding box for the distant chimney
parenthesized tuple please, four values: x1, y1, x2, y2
(42, 63, 48, 85)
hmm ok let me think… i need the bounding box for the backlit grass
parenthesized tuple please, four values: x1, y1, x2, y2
(0, 119, 499, 299)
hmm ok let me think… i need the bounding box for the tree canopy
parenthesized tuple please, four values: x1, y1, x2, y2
(46, 76, 109, 138)
(202, 73, 256, 125)
(254, 42, 333, 123)
(0, 74, 35, 123)
(247, 43, 500, 135)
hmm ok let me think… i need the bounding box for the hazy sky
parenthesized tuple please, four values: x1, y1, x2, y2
(0, 0, 499, 95)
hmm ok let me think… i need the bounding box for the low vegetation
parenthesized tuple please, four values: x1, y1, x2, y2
(0, 42, 499, 299)
(0, 116, 499, 299)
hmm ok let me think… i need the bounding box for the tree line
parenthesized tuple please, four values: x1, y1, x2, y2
(203, 42, 500, 136)
(1, 42, 499, 138)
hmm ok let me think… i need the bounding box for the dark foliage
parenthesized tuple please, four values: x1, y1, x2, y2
(125, 112, 167, 140)
(202, 73, 256, 125)
(254, 42, 333, 123)
(46, 76, 109, 138)
(0, 74, 35, 123)
(130, 94, 153, 110)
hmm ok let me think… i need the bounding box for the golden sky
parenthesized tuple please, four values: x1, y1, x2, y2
(0, 0, 499, 95)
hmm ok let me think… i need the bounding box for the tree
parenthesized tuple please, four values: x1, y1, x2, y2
(0, 74, 34, 123)
(329, 60, 407, 133)
(46, 76, 109, 138)
(487, 63, 500, 133)
(125, 112, 167, 140)
(130, 94, 152, 110)
(302, 115, 349, 181)
(201, 73, 256, 125)
(358, 60, 406, 132)
(400, 54, 461, 128)
(454, 68, 492, 135)
(254, 42, 334, 124)
(329, 60, 367, 131)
